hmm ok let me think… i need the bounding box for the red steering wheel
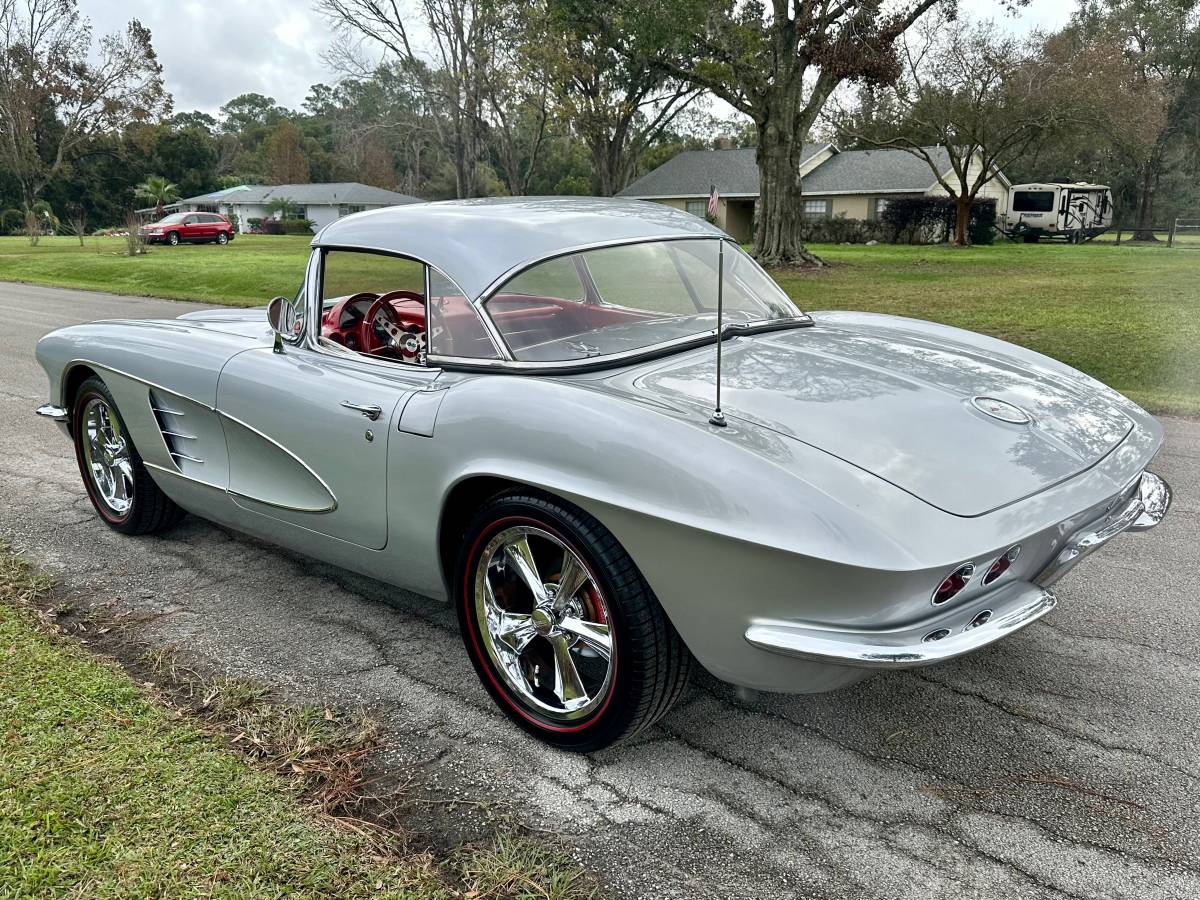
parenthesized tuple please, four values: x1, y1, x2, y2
(359, 290, 427, 360)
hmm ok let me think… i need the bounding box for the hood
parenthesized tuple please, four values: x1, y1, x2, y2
(173, 306, 271, 340)
(624, 319, 1133, 517)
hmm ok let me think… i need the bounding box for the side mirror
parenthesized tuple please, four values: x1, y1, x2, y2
(266, 295, 301, 353)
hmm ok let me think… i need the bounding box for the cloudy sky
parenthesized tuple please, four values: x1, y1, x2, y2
(81, 0, 1076, 118)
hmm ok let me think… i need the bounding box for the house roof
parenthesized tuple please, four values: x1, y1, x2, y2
(617, 145, 1009, 199)
(181, 182, 422, 206)
(315, 197, 724, 301)
(617, 146, 829, 199)
(802, 146, 951, 194)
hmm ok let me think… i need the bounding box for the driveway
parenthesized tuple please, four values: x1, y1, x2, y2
(2, 282, 1197, 900)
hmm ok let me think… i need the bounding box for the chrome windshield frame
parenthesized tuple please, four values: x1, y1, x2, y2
(465, 235, 805, 371)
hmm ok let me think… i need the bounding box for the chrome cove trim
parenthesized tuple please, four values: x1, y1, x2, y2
(1036, 471, 1170, 586)
(35, 404, 69, 422)
(62, 359, 213, 412)
(745, 580, 1057, 668)
(143, 460, 224, 491)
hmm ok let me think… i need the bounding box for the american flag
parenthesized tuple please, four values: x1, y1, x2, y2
(707, 183, 719, 218)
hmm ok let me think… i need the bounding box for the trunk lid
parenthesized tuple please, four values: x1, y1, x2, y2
(625, 320, 1132, 516)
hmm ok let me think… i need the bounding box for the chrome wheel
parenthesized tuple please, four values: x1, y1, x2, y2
(473, 525, 614, 721)
(80, 397, 134, 516)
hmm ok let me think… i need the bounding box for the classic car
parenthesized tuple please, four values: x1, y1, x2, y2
(35, 198, 1171, 751)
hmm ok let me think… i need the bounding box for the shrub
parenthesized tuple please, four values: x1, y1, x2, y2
(880, 196, 997, 244)
(798, 215, 889, 244)
(261, 217, 314, 235)
(1, 208, 23, 234)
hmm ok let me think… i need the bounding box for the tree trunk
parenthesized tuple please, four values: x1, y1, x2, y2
(1131, 157, 1160, 241)
(753, 122, 822, 267)
(953, 195, 971, 246)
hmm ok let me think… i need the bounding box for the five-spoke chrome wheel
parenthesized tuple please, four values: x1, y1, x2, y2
(473, 525, 614, 722)
(80, 396, 134, 517)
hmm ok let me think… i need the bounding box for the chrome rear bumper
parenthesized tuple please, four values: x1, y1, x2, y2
(1036, 470, 1170, 585)
(745, 471, 1169, 670)
(745, 580, 1057, 669)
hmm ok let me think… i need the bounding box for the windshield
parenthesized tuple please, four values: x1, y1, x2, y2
(155, 213, 187, 224)
(482, 239, 801, 363)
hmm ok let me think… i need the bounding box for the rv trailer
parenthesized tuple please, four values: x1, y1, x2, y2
(1002, 182, 1114, 243)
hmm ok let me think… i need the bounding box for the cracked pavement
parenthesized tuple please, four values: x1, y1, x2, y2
(2, 283, 1197, 899)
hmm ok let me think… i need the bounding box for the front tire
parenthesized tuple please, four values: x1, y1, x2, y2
(456, 490, 691, 752)
(167, 231, 180, 246)
(72, 377, 186, 535)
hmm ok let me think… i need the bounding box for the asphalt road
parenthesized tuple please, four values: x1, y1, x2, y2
(2, 282, 1198, 900)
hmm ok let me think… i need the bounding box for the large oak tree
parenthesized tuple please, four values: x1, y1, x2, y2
(620, 0, 1031, 266)
(0, 0, 168, 241)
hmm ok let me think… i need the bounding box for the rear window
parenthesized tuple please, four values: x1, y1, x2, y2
(1013, 191, 1056, 213)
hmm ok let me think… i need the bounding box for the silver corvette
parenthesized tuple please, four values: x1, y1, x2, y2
(34, 198, 1171, 750)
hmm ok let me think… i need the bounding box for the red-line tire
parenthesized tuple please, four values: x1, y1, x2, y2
(455, 490, 692, 752)
(72, 376, 186, 535)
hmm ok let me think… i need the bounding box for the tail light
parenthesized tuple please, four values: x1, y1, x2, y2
(932, 563, 974, 605)
(982, 545, 1021, 585)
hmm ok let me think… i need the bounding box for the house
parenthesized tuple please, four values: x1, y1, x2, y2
(616, 145, 1011, 242)
(150, 182, 422, 233)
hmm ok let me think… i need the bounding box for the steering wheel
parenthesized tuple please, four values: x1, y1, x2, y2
(359, 290, 427, 360)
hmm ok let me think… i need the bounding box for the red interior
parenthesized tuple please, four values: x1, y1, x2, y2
(320, 291, 656, 361)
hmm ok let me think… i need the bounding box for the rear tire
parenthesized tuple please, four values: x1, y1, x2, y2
(72, 376, 186, 535)
(455, 490, 692, 752)
(216, 232, 229, 245)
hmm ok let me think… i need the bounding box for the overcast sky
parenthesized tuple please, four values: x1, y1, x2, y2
(81, 0, 1077, 118)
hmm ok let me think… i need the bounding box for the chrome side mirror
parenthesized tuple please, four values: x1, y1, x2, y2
(266, 295, 301, 353)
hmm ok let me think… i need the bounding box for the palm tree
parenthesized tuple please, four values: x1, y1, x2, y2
(134, 176, 178, 220)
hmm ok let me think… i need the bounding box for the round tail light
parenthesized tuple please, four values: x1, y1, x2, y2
(932, 563, 975, 605)
(982, 545, 1021, 586)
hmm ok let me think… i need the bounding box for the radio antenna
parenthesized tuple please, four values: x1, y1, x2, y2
(709, 240, 727, 427)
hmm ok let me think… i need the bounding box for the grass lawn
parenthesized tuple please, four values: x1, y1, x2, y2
(1, 234, 1196, 415)
(0, 543, 596, 899)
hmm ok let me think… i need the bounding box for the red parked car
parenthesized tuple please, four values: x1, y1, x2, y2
(140, 212, 236, 246)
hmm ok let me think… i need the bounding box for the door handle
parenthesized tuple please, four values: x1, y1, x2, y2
(341, 401, 382, 421)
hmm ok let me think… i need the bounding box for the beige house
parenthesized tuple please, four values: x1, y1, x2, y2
(617, 145, 1010, 242)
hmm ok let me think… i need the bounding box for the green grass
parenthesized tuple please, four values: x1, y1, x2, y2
(0, 542, 598, 899)
(1, 234, 1197, 414)
(0, 234, 313, 305)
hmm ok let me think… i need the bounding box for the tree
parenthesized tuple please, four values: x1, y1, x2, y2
(0, 0, 168, 243)
(479, 5, 550, 195)
(540, 1, 700, 196)
(318, 0, 494, 198)
(153, 126, 218, 197)
(623, 0, 1025, 266)
(266, 120, 310, 184)
(1070, 1, 1200, 239)
(134, 175, 177, 219)
(844, 13, 1085, 245)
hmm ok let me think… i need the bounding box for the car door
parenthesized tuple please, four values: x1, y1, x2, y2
(214, 252, 436, 550)
(180, 214, 201, 241)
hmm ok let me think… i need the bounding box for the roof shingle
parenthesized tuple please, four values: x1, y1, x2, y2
(182, 182, 422, 206)
(617, 145, 960, 198)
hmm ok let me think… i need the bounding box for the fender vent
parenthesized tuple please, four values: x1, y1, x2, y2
(149, 390, 204, 468)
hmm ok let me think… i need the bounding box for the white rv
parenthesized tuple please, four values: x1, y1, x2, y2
(1003, 182, 1114, 242)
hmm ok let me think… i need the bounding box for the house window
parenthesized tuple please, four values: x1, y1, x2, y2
(802, 199, 830, 222)
(872, 198, 889, 220)
(685, 199, 707, 218)
(338, 204, 366, 217)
